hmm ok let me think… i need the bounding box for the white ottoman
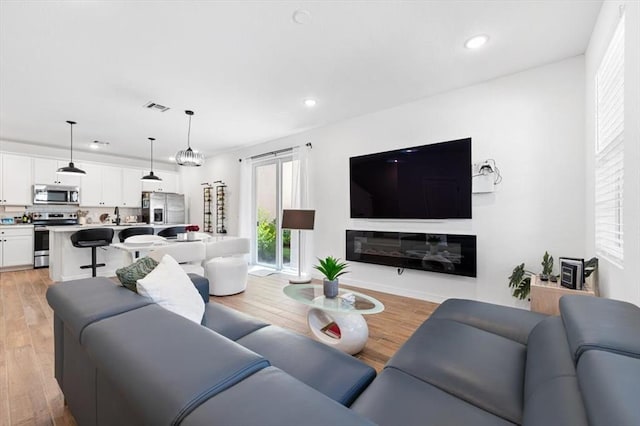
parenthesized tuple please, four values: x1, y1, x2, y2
(205, 257, 248, 296)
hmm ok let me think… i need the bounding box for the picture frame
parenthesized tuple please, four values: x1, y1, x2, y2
(559, 257, 585, 290)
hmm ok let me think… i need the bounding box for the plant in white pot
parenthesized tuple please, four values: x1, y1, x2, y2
(314, 256, 349, 298)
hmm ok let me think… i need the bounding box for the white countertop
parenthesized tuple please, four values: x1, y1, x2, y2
(46, 223, 191, 232)
(0, 224, 35, 229)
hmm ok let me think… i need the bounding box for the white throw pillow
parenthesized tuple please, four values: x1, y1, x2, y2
(136, 254, 205, 324)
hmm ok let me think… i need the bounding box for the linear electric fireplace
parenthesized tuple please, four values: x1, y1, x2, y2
(346, 230, 477, 278)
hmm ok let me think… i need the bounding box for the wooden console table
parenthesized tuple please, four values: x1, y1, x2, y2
(530, 274, 598, 315)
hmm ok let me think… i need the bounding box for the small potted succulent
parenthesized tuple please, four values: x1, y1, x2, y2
(314, 256, 349, 298)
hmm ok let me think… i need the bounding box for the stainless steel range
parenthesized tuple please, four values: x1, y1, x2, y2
(32, 212, 78, 268)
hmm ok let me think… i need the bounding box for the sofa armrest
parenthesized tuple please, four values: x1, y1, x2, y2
(188, 273, 209, 304)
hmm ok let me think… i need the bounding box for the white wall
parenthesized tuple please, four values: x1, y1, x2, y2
(185, 56, 586, 307)
(584, 1, 640, 306)
(181, 151, 240, 234)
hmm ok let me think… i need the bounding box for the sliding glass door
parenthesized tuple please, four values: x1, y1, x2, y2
(253, 156, 295, 270)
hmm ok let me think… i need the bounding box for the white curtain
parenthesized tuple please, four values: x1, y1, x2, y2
(291, 145, 312, 275)
(238, 157, 253, 262)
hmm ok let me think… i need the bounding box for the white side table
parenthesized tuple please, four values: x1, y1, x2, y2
(283, 284, 384, 355)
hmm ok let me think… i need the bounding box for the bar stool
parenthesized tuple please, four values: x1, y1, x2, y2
(158, 226, 186, 238)
(119, 226, 154, 261)
(118, 226, 154, 242)
(70, 228, 115, 277)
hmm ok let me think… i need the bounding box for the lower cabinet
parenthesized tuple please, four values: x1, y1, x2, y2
(0, 227, 33, 268)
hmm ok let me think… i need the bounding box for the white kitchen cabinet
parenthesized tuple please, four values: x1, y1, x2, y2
(33, 158, 81, 186)
(33, 158, 58, 184)
(0, 226, 33, 268)
(78, 163, 103, 206)
(101, 165, 123, 206)
(122, 168, 142, 207)
(79, 163, 123, 207)
(1, 153, 33, 206)
(142, 171, 178, 193)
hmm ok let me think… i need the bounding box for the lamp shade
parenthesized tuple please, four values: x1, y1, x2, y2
(282, 209, 315, 230)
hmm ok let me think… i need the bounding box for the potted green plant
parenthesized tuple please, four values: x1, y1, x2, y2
(314, 256, 349, 298)
(508, 251, 554, 300)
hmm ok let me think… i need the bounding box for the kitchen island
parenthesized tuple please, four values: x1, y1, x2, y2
(48, 223, 191, 282)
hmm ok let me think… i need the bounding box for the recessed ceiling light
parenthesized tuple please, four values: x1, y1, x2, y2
(292, 10, 312, 25)
(304, 98, 317, 107)
(465, 35, 489, 49)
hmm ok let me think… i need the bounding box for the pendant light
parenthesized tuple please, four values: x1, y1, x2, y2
(175, 110, 204, 167)
(141, 137, 162, 181)
(57, 120, 86, 176)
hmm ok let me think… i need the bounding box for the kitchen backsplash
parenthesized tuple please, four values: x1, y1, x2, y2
(0, 205, 142, 224)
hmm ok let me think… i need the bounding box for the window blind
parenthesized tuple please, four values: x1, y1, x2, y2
(595, 14, 625, 266)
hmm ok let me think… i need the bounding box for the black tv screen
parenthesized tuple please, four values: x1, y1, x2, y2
(350, 138, 472, 219)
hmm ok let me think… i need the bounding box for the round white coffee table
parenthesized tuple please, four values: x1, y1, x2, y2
(283, 284, 384, 355)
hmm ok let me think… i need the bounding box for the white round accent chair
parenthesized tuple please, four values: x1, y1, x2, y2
(203, 237, 250, 296)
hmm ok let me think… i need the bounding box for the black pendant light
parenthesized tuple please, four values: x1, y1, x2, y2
(141, 137, 162, 181)
(175, 110, 204, 167)
(57, 120, 86, 176)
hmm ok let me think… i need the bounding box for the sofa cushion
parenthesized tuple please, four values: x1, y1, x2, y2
(182, 366, 374, 426)
(202, 302, 268, 340)
(524, 316, 578, 399)
(523, 317, 588, 426)
(429, 298, 546, 345)
(352, 367, 515, 426)
(577, 350, 640, 426)
(82, 304, 270, 426)
(46, 277, 152, 342)
(187, 273, 210, 304)
(115, 256, 158, 292)
(236, 325, 376, 406)
(137, 254, 205, 324)
(387, 318, 525, 424)
(560, 295, 640, 361)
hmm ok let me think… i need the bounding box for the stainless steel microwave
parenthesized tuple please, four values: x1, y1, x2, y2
(33, 184, 80, 205)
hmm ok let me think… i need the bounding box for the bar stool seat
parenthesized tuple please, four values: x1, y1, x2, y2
(70, 228, 115, 277)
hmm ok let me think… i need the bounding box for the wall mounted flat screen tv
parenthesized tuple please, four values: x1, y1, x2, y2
(350, 138, 471, 219)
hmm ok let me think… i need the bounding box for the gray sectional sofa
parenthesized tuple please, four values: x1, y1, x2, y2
(47, 275, 640, 426)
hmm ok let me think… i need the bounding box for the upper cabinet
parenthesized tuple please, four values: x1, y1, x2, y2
(141, 171, 179, 193)
(1, 153, 33, 206)
(33, 158, 81, 186)
(79, 163, 123, 207)
(122, 168, 142, 208)
(0, 151, 181, 207)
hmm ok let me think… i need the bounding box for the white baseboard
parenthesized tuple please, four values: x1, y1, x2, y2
(60, 269, 118, 282)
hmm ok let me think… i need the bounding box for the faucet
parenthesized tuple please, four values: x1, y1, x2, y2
(114, 206, 120, 226)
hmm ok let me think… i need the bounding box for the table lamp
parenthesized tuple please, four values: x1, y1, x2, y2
(282, 209, 315, 284)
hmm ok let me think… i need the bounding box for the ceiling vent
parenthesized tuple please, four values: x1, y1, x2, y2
(143, 101, 170, 112)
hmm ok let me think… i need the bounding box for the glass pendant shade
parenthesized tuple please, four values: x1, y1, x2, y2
(57, 120, 86, 176)
(176, 110, 204, 167)
(175, 147, 204, 167)
(141, 137, 163, 181)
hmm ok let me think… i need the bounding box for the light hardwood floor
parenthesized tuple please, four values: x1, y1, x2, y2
(0, 268, 438, 426)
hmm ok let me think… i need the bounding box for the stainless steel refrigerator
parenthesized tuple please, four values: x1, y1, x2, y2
(141, 192, 185, 224)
